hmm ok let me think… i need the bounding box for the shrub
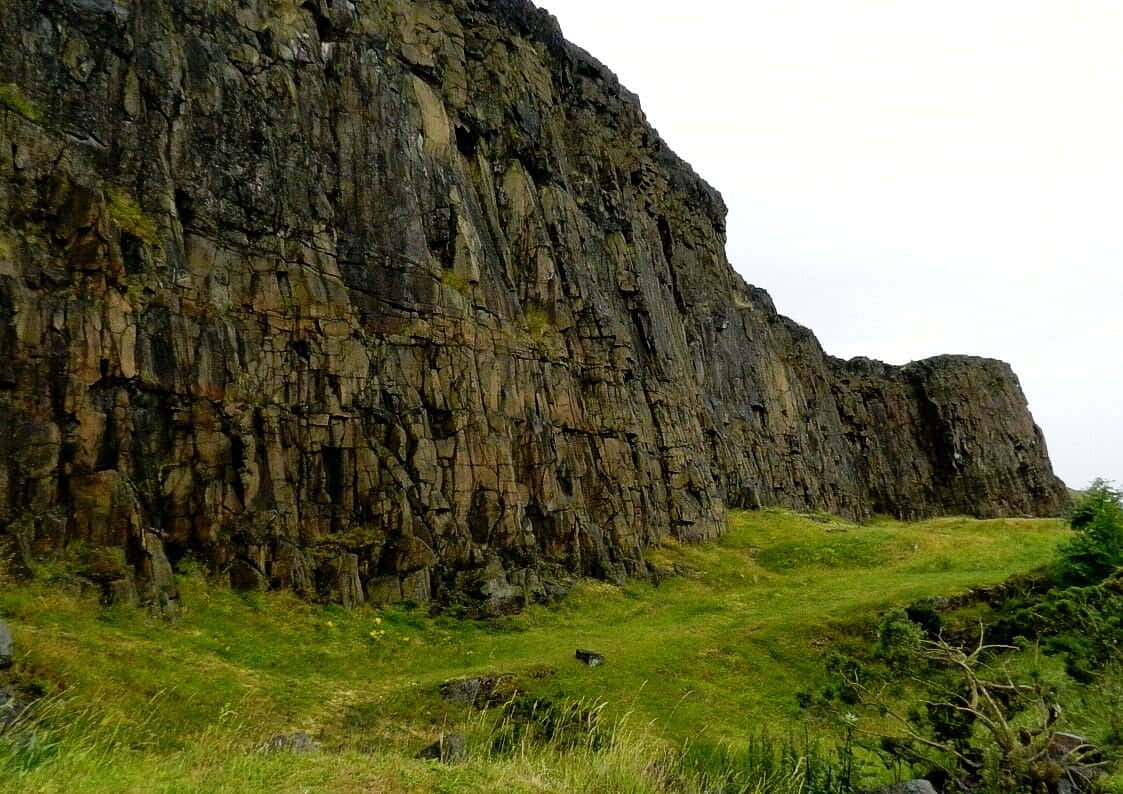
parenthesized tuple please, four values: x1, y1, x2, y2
(877, 609, 924, 669)
(1056, 480, 1123, 586)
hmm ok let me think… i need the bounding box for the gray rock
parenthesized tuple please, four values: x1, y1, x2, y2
(417, 733, 467, 763)
(1049, 732, 1090, 760)
(0, 688, 29, 728)
(576, 649, 605, 667)
(259, 731, 320, 754)
(868, 781, 938, 794)
(1049, 732, 1101, 792)
(0, 620, 12, 668)
(439, 674, 515, 707)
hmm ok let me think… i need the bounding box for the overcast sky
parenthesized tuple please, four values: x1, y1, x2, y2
(544, 0, 1122, 491)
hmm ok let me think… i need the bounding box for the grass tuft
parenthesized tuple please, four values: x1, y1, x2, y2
(105, 187, 158, 245)
(523, 307, 552, 339)
(440, 268, 470, 296)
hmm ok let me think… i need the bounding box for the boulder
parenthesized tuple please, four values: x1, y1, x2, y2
(106, 577, 139, 607)
(576, 649, 605, 667)
(136, 531, 179, 618)
(259, 731, 320, 754)
(0, 688, 29, 728)
(380, 536, 438, 575)
(229, 558, 268, 591)
(1049, 732, 1090, 760)
(1048, 732, 1100, 793)
(417, 733, 467, 763)
(439, 674, 516, 708)
(366, 575, 403, 606)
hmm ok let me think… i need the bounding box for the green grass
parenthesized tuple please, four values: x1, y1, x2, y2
(522, 307, 552, 339)
(440, 269, 470, 297)
(0, 509, 1068, 792)
(0, 84, 42, 122)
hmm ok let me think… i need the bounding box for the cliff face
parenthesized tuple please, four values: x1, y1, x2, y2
(0, 0, 1067, 610)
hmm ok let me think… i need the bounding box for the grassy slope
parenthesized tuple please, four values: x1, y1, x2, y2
(0, 510, 1068, 792)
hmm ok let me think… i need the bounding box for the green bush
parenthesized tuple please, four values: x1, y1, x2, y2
(1057, 479, 1123, 586)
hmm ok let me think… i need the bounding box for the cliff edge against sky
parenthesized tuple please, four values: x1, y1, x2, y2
(0, 0, 1067, 611)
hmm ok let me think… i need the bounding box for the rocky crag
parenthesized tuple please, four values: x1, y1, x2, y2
(0, 0, 1067, 612)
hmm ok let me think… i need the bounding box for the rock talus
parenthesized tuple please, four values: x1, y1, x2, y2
(0, 0, 1067, 607)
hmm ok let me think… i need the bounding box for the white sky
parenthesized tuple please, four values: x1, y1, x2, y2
(543, 0, 1123, 490)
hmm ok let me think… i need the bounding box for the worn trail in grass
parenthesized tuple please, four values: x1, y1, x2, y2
(0, 510, 1066, 792)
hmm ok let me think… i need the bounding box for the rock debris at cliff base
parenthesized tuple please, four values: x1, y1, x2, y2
(0, 0, 1068, 609)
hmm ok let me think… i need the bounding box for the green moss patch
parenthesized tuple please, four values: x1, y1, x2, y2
(0, 84, 42, 122)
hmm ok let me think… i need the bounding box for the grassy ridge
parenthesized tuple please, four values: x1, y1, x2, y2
(0, 510, 1067, 792)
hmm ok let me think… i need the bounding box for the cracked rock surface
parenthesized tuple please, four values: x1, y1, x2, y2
(0, 0, 1067, 608)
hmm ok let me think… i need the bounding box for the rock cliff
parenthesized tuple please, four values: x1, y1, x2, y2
(0, 0, 1067, 610)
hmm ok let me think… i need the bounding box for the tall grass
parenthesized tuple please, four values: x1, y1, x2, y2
(475, 693, 857, 794)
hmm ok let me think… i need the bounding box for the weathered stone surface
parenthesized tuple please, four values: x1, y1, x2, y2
(0, 0, 1067, 603)
(1049, 732, 1090, 760)
(0, 687, 29, 728)
(106, 577, 139, 607)
(326, 553, 365, 609)
(867, 781, 938, 794)
(439, 673, 515, 707)
(0, 619, 12, 668)
(576, 649, 604, 667)
(258, 731, 320, 755)
(418, 733, 468, 763)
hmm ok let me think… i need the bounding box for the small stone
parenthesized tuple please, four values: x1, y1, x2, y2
(1049, 732, 1090, 760)
(417, 733, 467, 763)
(576, 649, 604, 667)
(867, 781, 938, 794)
(259, 731, 320, 754)
(0, 620, 12, 668)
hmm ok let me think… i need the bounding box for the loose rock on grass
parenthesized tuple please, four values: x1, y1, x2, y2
(258, 731, 320, 754)
(417, 733, 467, 763)
(439, 674, 516, 708)
(576, 649, 604, 666)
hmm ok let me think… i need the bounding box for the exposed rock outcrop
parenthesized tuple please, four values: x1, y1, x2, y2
(0, 0, 1067, 606)
(0, 619, 12, 668)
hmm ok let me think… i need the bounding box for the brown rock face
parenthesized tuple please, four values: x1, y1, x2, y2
(0, 0, 1067, 607)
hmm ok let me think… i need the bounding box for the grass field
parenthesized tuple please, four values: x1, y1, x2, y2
(0, 509, 1072, 792)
